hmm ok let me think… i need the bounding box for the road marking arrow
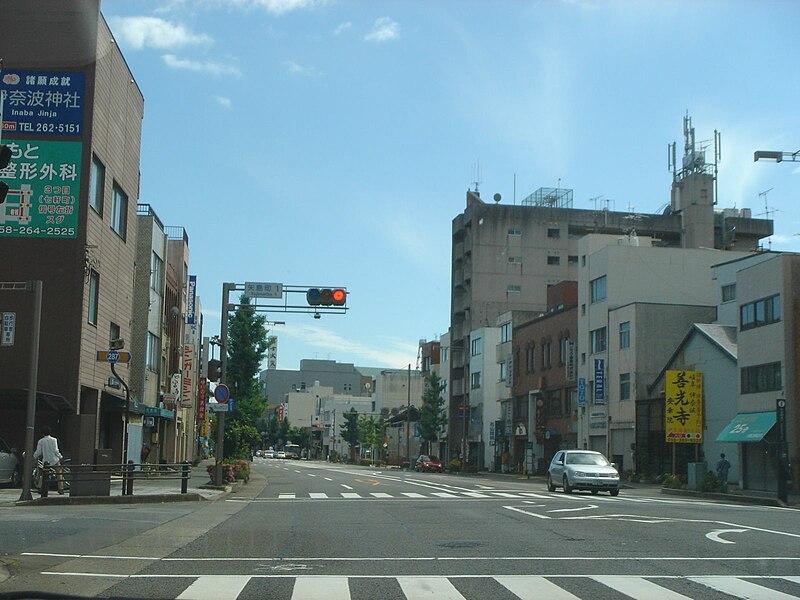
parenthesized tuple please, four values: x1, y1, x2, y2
(706, 529, 748, 544)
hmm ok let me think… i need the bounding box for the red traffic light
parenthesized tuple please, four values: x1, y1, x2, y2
(307, 287, 346, 306)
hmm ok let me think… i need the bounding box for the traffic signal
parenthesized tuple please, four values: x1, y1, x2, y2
(0, 144, 11, 204)
(306, 287, 346, 306)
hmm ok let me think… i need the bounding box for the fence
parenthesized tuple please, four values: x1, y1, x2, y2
(36, 460, 193, 497)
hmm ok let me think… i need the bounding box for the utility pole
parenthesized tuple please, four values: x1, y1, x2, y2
(214, 283, 233, 486)
(406, 364, 412, 468)
(17, 281, 42, 502)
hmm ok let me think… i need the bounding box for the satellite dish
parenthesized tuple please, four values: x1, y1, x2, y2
(493, 193, 501, 203)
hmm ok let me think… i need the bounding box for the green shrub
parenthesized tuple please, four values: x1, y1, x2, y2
(661, 473, 684, 489)
(448, 459, 461, 472)
(699, 471, 727, 493)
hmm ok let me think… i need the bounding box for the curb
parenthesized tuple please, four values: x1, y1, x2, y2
(14, 492, 206, 507)
(660, 487, 798, 508)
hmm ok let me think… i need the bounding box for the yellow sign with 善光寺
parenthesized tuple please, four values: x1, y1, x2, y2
(665, 370, 703, 443)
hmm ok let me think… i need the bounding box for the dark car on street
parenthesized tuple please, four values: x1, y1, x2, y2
(415, 455, 444, 473)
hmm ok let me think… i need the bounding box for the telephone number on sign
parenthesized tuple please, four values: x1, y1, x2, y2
(0, 226, 76, 236)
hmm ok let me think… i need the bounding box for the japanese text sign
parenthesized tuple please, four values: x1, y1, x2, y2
(0, 139, 81, 238)
(665, 370, 703, 443)
(1, 70, 85, 136)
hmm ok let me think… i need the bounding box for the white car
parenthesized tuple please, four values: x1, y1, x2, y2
(275, 451, 286, 459)
(547, 450, 620, 496)
(263, 450, 275, 459)
(0, 437, 21, 487)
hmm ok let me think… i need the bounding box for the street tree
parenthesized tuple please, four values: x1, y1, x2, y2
(358, 415, 382, 461)
(340, 408, 360, 462)
(418, 373, 447, 455)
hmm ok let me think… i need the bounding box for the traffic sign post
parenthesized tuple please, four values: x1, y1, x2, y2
(96, 350, 132, 364)
(777, 398, 788, 504)
(214, 383, 230, 404)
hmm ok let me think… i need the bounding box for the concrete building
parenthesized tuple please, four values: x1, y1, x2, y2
(260, 359, 368, 404)
(447, 117, 772, 463)
(0, 2, 144, 463)
(577, 234, 747, 470)
(462, 325, 501, 470)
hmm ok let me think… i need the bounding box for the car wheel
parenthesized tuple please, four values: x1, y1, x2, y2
(11, 466, 21, 488)
(591, 489, 599, 495)
(609, 488, 619, 497)
(563, 475, 573, 494)
(546, 474, 556, 492)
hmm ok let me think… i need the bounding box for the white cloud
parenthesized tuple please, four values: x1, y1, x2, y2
(364, 17, 400, 43)
(282, 323, 417, 368)
(162, 54, 242, 77)
(334, 21, 352, 35)
(224, 0, 328, 15)
(109, 16, 212, 50)
(214, 96, 232, 108)
(284, 60, 319, 76)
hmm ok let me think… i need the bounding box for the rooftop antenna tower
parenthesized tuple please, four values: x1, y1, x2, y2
(667, 112, 721, 204)
(471, 160, 482, 194)
(757, 188, 776, 250)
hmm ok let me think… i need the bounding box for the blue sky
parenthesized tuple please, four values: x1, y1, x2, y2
(103, 0, 800, 371)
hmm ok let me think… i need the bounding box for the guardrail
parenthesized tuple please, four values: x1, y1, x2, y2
(36, 460, 193, 497)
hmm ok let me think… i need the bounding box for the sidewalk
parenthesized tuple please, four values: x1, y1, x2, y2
(0, 459, 235, 507)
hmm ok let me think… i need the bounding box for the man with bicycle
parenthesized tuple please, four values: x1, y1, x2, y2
(34, 426, 65, 495)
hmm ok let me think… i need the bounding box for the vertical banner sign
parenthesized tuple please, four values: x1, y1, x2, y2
(578, 377, 586, 407)
(277, 404, 285, 422)
(593, 359, 605, 404)
(1, 313, 16, 346)
(197, 376, 207, 423)
(566, 340, 576, 381)
(186, 275, 197, 325)
(268, 335, 277, 369)
(181, 344, 194, 408)
(665, 370, 703, 443)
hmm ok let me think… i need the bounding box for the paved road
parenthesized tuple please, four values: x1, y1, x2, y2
(2, 458, 799, 599)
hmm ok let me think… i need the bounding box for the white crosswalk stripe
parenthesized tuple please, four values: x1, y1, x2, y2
(93, 574, 800, 600)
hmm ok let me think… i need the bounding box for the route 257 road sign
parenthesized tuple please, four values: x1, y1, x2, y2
(96, 350, 132, 364)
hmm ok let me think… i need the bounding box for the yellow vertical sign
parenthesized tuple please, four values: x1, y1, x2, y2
(665, 370, 703, 443)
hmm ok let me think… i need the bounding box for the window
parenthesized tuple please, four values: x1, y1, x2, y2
(559, 336, 567, 365)
(546, 395, 561, 417)
(111, 183, 128, 239)
(508, 256, 522, 264)
(740, 294, 780, 330)
(109, 322, 121, 346)
(590, 327, 607, 353)
(499, 361, 507, 382)
(581, 255, 586, 266)
(541, 338, 552, 369)
(721, 284, 736, 303)
(508, 228, 521, 236)
(441, 347, 448, 362)
(568, 255, 578, 265)
(547, 255, 560, 265)
(741, 362, 782, 394)
(500, 322, 511, 343)
(471, 337, 482, 356)
(619, 321, 630, 349)
(547, 228, 560, 238)
(620, 373, 631, 401)
(581, 352, 586, 365)
(507, 284, 521, 293)
(88, 270, 99, 325)
(471, 371, 481, 389)
(150, 252, 164, 292)
(590, 275, 607, 303)
(527, 344, 535, 372)
(89, 155, 105, 214)
(581, 303, 586, 315)
(146, 333, 160, 372)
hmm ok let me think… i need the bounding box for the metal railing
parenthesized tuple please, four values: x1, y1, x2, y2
(35, 460, 193, 497)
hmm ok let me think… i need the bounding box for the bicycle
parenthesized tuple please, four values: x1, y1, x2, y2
(33, 457, 71, 494)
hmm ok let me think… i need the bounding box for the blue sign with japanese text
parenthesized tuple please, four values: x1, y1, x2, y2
(578, 378, 586, 407)
(594, 359, 605, 404)
(187, 275, 197, 325)
(1, 70, 85, 137)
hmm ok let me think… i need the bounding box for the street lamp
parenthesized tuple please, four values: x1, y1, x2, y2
(754, 150, 799, 163)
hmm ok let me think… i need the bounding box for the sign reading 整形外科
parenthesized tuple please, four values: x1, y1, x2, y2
(0, 139, 82, 238)
(665, 370, 703, 443)
(1, 70, 85, 136)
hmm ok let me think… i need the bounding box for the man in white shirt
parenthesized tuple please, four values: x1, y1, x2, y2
(34, 426, 64, 494)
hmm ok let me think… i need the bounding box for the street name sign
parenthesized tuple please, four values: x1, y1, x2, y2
(244, 281, 283, 299)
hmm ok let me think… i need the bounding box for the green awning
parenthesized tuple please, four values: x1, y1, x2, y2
(716, 412, 776, 442)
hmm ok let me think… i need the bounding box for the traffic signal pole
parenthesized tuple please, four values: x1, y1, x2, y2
(215, 283, 232, 486)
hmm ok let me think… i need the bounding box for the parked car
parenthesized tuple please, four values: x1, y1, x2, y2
(275, 451, 286, 459)
(263, 450, 275, 459)
(546, 450, 619, 496)
(0, 436, 21, 487)
(415, 455, 444, 473)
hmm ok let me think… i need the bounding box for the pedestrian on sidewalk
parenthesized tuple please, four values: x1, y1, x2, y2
(715, 453, 731, 483)
(34, 426, 64, 495)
